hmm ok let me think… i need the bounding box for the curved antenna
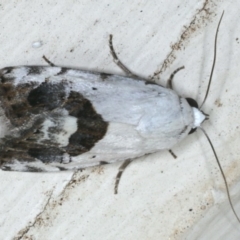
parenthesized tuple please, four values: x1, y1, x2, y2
(199, 127, 240, 223)
(200, 11, 224, 109)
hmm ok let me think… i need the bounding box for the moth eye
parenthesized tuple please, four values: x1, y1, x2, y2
(186, 98, 198, 108)
(188, 128, 197, 135)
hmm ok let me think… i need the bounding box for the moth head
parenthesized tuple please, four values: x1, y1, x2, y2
(186, 98, 208, 134)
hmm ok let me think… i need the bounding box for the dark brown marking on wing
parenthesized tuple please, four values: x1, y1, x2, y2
(56, 67, 69, 75)
(0, 67, 18, 83)
(28, 147, 67, 163)
(28, 81, 66, 110)
(27, 66, 44, 75)
(100, 73, 111, 80)
(0, 81, 38, 126)
(64, 91, 108, 156)
(99, 161, 109, 165)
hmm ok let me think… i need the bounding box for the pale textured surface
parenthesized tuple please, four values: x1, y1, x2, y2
(0, 1, 240, 240)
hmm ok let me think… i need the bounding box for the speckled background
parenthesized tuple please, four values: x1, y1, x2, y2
(0, 1, 240, 239)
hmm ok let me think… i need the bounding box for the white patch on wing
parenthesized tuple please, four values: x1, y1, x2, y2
(5, 67, 31, 85)
(56, 115, 78, 147)
(4, 160, 30, 171)
(41, 118, 56, 141)
(3, 67, 63, 86)
(40, 114, 78, 147)
(62, 153, 71, 164)
(2, 159, 62, 172)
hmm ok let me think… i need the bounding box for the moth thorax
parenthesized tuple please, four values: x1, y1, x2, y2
(192, 107, 207, 128)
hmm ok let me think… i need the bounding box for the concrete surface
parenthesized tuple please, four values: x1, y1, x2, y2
(0, 1, 240, 239)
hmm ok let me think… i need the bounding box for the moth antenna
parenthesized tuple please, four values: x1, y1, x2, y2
(200, 11, 224, 109)
(199, 127, 240, 223)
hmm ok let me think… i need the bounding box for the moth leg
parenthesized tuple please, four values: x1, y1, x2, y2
(109, 35, 140, 78)
(169, 149, 177, 159)
(114, 159, 132, 194)
(42, 55, 55, 66)
(166, 66, 185, 89)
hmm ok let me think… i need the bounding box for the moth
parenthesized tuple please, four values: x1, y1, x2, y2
(0, 11, 239, 222)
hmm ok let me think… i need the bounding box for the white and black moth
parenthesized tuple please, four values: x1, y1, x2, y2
(0, 12, 239, 222)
